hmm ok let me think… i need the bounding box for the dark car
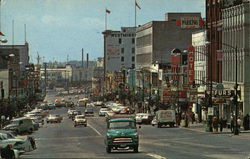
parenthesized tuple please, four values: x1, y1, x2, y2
(71, 111, 82, 120)
(85, 108, 94, 116)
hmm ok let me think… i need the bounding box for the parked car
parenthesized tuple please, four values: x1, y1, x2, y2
(85, 108, 94, 116)
(99, 108, 109, 116)
(3, 117, 35, 134)
(46, 114, 63, 123)
(74, 115, 87, 127)
(0, 130, 35, 152)
(135, 113, 154, 124)
(151, 117, 157, 126)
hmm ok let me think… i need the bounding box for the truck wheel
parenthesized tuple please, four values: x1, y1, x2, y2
(158, 124, 161, 128)
(134, 145, 139, 153)
(106, 146, 111, 153)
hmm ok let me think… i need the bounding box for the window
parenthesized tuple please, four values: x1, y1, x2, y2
(121, 56, 124, 62)
(132, 64, 135, 68)
(119, 38, 122, 44)
(132, 56, 135, 62)
(132, 38, 135, 44)
(132, 48, 135, 54)
(121, 48, 124, 54)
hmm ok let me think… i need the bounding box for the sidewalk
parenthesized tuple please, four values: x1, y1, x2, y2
(181, 122, 250, 135)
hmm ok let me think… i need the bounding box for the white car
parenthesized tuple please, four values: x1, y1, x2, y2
(0, 131, 35, 153)
(46, 114, 63, 123)
(99, 108, 109, 116)
(74, 115, 87, 127)
(67, 109, 76, 117)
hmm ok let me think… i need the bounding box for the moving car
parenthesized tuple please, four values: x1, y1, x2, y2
(3, 117, 35, 134)
(67, 109, 76, 117)
(104, 118, 139, 153)
(85, 108, 94, 116)
(46, 114, 63, 123)
(135, 113, 154, 124)
(74, 115, 87, 127)
(99, 108, 109, 116)
(71, 111, 82, 120)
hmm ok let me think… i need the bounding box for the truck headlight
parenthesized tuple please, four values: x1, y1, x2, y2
(133, 133, 138, 138)
(107, 134, 112, 139)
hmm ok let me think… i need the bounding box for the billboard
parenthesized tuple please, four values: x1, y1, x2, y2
(176, 17, 204, 29)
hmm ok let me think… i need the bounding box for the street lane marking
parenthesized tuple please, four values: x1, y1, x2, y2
(147, 153, 168, 159)
(88, 123, 102, 136)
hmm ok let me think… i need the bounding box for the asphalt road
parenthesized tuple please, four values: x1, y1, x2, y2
(20, 90, 250, 159)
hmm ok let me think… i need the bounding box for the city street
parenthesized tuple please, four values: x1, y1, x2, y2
(20, 92, 250, 159)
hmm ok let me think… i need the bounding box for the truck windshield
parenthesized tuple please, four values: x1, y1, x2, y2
(109, 121, 136, 129)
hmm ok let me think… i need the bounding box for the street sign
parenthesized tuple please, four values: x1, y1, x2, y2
(207, 107, 214, 116)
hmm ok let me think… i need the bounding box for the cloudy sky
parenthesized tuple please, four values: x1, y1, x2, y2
(1, 0, 205, 62)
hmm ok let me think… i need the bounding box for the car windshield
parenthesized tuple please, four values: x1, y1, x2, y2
(76, 116, 85, 119)
(101, 108, 108, 111)
(11, 120, 20, 125)
(109, 121, 136, 129)
(86, 109, 93, 112)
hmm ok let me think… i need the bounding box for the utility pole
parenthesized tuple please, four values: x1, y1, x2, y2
(44, 62, 47, 95)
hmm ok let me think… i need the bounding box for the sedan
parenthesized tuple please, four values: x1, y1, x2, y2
(46, 114, 63, 123)
(85, 108, 94, 116)
(0, 131, 35, 152)
(99, 108, 109, 116)
(74, 115, 87, 127)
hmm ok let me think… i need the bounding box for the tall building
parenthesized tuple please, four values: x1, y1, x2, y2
(103, 27, 136, 73)
(206, 0, 223, 83)
(192, 30, 207, 85)
(136, 13, 202, 69)
(221, 0, 250, 117)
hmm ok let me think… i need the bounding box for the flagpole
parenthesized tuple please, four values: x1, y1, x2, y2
(105, 8, 107, 30)
(135, 0, 137, 27)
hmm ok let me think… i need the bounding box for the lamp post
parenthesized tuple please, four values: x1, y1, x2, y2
(206, 41, 239, 135)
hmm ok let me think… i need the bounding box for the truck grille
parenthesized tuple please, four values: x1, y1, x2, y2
(113, 138, 133, 143)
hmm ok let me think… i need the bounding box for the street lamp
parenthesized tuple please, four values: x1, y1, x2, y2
(206, 41, 239, 135)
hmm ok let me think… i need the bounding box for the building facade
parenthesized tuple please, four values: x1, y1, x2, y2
(206, 0, 223, 83)
(221, 1, 250, 117)
(103, 27, 136, 73)
(136, 13, 202, 69)
(192, 30, 207, 85)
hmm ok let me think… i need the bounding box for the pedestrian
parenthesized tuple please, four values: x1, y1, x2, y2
(195, 113, 199, 123)
(243, 114, 249, 130)
(212, 116, 218, 133)
(191, 112, 195, 124)
(231, 117, 235, 133)
(219, 117, 224, 132)
(237, 117, 241, 130)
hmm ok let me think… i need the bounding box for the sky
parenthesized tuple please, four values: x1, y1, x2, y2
(1, 0, 205, 63)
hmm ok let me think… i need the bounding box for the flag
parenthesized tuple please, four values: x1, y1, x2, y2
(135, 1, 141, 9)
(106, 9, 111, 14)
(0, 32, 5, 36)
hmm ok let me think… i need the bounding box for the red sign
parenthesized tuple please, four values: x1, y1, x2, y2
(176, 17, 204, 29)
(188, 50, 194, 84)
(163, 88, 171, 103)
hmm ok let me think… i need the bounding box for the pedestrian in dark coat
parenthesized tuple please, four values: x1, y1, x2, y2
(212, 116, 218, 132)
(243, 114, 249, 130)
(219, 117, 224, 132)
